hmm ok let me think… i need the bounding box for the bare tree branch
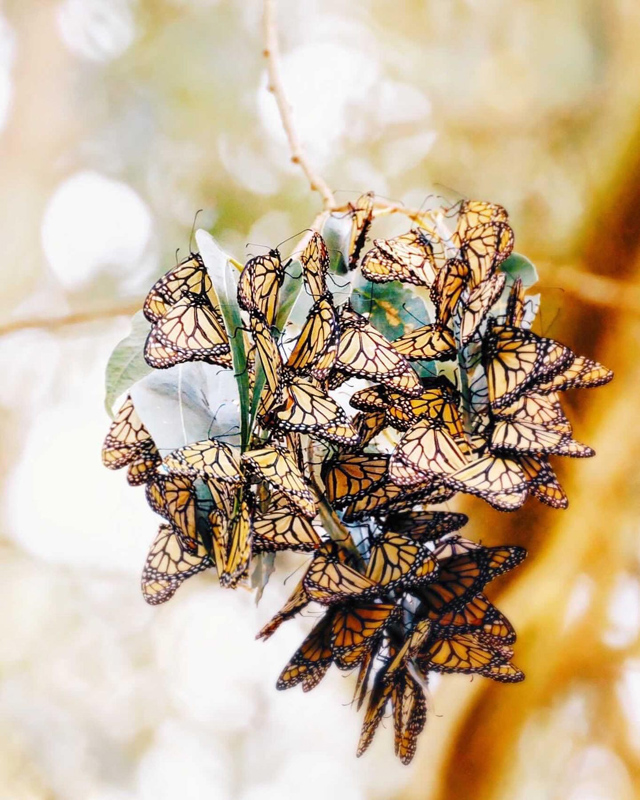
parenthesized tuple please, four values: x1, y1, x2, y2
(262, 0, 337, 211)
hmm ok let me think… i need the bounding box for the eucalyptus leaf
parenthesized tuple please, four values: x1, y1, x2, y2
(130, 362, 242, 453)
(104, 310, 153, 418)
(251, 552, 276, 604)
(321, 211, 352, 275)
(196, 229, 250, 448)
(500, 252, 539, 288)
(351, 276, 429, 340)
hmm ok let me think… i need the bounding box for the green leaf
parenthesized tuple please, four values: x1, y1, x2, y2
(196, 230, 250, 449)
(351, 277, 429, 340)
(104, 310, 153, 417)
(500, 252, 539, 288)
(251, 552, 276, 604)
(321, 212, 351, 275)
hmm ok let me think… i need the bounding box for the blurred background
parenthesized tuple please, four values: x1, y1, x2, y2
(1, 0, 638, 798)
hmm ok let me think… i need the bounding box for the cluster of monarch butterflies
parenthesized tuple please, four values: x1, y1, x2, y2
(102, 195, 612, 764)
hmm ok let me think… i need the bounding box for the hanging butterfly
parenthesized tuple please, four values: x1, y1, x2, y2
(341, 478, 455, 523)
(102, 395, 160, 476)
(302, 541, 382, 604)
(256, 578, 310, 640)
(533, 354, 613, 394)
(495, 391, 572, 435)
(145, 472, 200, 551)
(361, 229, 436, 286)
(518, 455, 568, 509)
(241, 444, 317, 519)
(454, 271, 506, 347)
(443, 453, 529, 511)
(384, 510, 468, 540)
(481, 321, 575, 408)
(350, 410, 387, 448)
(249, 309, 282, 395)
(417, 545, 527, 617)
(331, 601, 399, 669)
(350, 384, 390, 412)
(220, 497, 252, 588)
(300, 232, 331, 300)
(424, 592, 517, 643)
(143, 253, 215, 323)
(141, 524, 213, 605)
(457, 221, 514, 289)
(365, 532, 439, 590)
(237, 249, 286, 326)
(382, 377, 461, 433)
(322, 453, 389, 507)
(391, 323, 457, 362)
(416, 629, 522, 681)
(330, 304, 423, 397)
(144, 292, 232, 370)
(347, 193, 374, 270)
(252, 510, 321, 553)
(259, 370, 360, 447)
(389, 416, 469, 486)
(276, 610, 336, 691)
(430, 258, 469, 328)
(449, 199, 509, 244)
(163, 438, 243, 484)
(285, 295, 338, 381)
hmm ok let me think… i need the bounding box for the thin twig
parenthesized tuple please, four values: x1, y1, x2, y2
(0, 301, 143, 337)
(262, 0, 336, 211)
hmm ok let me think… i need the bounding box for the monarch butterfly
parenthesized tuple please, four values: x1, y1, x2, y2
(534, 355, 613, 394)
(220, 497, 252, 589)
(425, 592, 517, 643)
(389, 416, 469, 486)
(276, 610, 336, 691)
(356, 661, 427, 764)
(206, 476, 237, 517)
(417, 545, 526, 617)
(208, 508, 229, 577)
(322, 453, 389, 507)
(256, 578, 310, 640)
(351, 410, 387, 448)
(285, 296, 338, 380)
(300, 232, 330, 299)
(102, 395, 158, 471)
(365, 533, 439, 589)
(430, 258, 468, 327)
(237, 249, 286, 326)
(455, 271, 506, 347)
(144, 292, 232, 370)
(141, 524, 212, 605)
(146, 472, 199, 551)
(482, 322, 575, 408)
(496, 392, 572, 435)
(384, 510, 468, 540)
(417, 630, 521, 680)
(163, 438, 243, 484)
(341, 479, 454, 523)
(126, 448, 162, 486)
(518, 455, 568, 509)
(303, 541, 382, 604)
(241, 444, 317, 519)
(392, 669, 427, 764)
(331, 602, 399, 669)
(450, 199, 509, 245)
(489, 418, 566, 456)
(332, 304, 423, 397)
(249, 309, 282, 395)
(252, 510, 321, 553)
(361, 229, 436, 286)
(382, 377, 462, 433)
(391, 323, 457, 362)
(457, 221, 514, 288)
(350, 384, 390, 412)
(259, 371, 360, 447)
(505, 277, 526, 327)
(143, 253, 215, 323)
(444, 453, 529, 511)
(347, 193, 374, 269)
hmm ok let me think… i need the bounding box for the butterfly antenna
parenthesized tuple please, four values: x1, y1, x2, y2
(207, 404, 227, 438)
(275, 229, 313, 253)
(401, 302, 427, 327)
(216, 424, 241, 439)
(189, 209, 203, 254)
